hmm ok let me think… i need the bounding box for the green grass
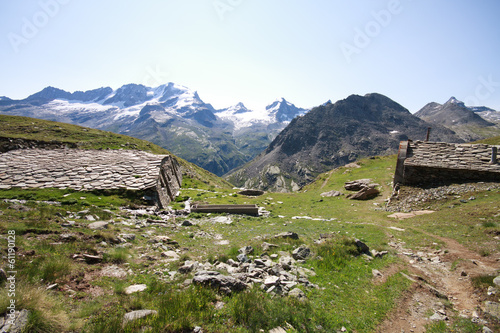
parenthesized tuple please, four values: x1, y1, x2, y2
(0, 115, 169, 154)
(475, 134, 500, 145)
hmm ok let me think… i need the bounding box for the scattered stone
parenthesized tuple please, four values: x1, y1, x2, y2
(461, 270, 468, 277)
(214, 301, 225, 310)
(153, 236, 179, 247)
(493, 275, 500, 287)
(193, 326, 204, 333)
(429, 312, 448, 321)
(269, 326, 287, 333)
(59, 233, 77, 242)
(355, 239, 371, 255)
(238, 246, 254, 255)
(119, 234, 136, 241)
(483, 326, 494, 333)
(236, 254, 250, 263)
(274, 232, 299, 240)
(180, 220, 194, 226)
(264, 276, 280, 286)
(84, 215, 97, 221)
(123, 310, 157, 325)
(320, 190, 343, 197)
(484, 301, 500, 320)
(83, 254, 102, 264)
(279, 256, 295, 270)
(344, 179, 375, 191)
(88, 221, 109, 230)
(46, 283, 58, 290)
(193, 271, 247, 294)
(101, 265, 128, 278)
(210, 216, 233, 224)
(288, 288, 306, 299)
(161, 251, 180, 260)
(178, 261, 198, 274)
(371, 250, 389, 258)
(124, 284, 147, 295)
(292, 245, 311, 260)
(261, 242, 278, 252)
(487, 286, 497, 296)
(372, 269, 383, 278)
(0, 309, 30, 333)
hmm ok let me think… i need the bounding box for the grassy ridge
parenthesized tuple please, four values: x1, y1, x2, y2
(0, 115, 168, 154)
(475, 135, 500, 145)
(0, 114, 232, 189)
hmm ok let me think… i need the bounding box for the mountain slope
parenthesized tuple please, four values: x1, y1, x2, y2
(0, 84, 309, 176)
(415, 97, 499, 141)
(226, 93, 461, 192)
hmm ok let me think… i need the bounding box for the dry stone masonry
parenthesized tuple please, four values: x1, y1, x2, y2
(0, 148, 182, 207)
(394, 140, 500, 186)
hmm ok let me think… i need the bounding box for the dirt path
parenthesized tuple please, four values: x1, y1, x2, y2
(376, 228, 500, 332)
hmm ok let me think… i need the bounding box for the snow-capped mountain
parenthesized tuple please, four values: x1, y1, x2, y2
(0, 83, 308, 176)
(265, 98, 308, 122)
(215, 98, 309, 131)
(470, 105, 500, 123)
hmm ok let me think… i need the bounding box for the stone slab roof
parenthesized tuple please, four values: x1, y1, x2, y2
(404, 141, 500, 173)
(0, 149, 169, 191)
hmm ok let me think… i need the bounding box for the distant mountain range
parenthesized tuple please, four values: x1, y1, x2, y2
(0, 84, 308, 176)
(2, 84, 499, 190)
(415, 97, 500, 141)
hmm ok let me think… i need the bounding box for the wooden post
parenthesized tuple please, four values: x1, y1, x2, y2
(491, 147, 498, 164)
(425, 127, 431, 142)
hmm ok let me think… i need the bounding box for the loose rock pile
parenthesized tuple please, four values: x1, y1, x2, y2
(180, 241, 318, 296)
(387, 182, 500, 212)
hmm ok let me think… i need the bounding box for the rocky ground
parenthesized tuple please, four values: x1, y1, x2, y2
(386, 182, 500, 212)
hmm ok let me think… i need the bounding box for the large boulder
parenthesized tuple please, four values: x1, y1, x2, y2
(193, 271, 247, 294)
(347, 187, 380, 200)
(274, 232, 299, 240)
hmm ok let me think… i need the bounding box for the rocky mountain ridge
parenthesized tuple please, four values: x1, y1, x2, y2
(415, 97, 500, 141)
(226, 93, 462, 192)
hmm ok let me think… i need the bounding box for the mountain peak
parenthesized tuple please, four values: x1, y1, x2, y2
(445, 96, 465, 106)
(266, 98, 308, 122)
(26, 86, 72, 101)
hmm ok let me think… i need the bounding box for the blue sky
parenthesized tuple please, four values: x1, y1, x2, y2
(1, 0, 500, 112)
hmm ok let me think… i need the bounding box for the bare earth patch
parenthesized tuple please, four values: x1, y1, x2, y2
(376, 229, 500, 332)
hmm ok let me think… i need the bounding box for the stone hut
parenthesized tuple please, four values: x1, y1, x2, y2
(0, 149, 182, 208)
(394, 140, 500, 186)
